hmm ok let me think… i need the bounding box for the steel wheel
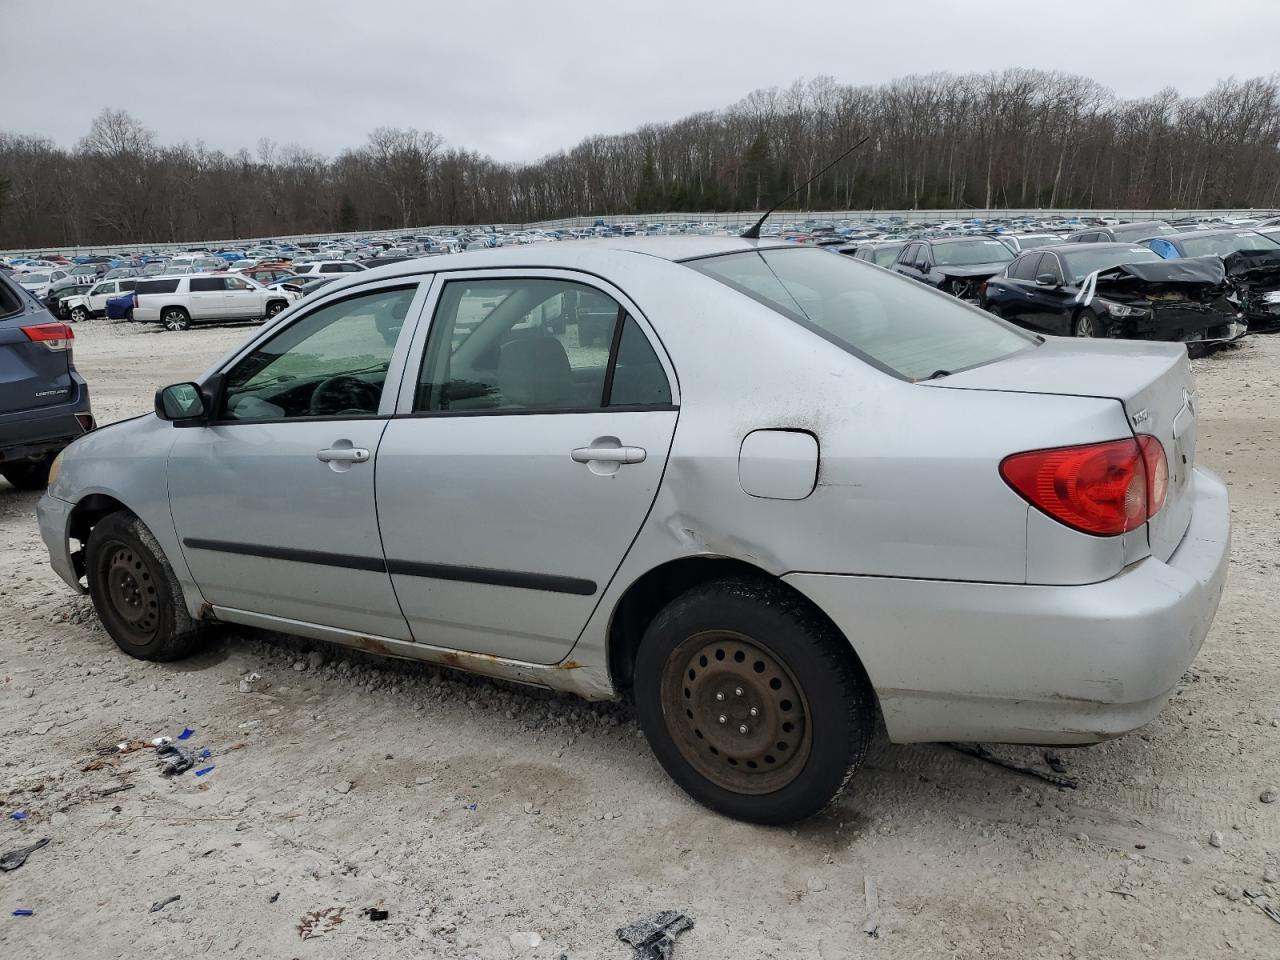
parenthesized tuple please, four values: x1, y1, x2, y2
(101, 543, 161, 644)
(661, 630, 812, 795)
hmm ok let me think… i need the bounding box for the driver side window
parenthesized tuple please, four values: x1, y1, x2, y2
(220, 285, 417, 421)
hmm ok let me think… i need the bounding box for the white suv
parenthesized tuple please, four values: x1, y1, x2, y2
(131, 274, 298, 331)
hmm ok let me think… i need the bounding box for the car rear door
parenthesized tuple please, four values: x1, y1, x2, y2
(187, 277, 228, 319)
(375, 270, 679, 664)
(222, 275, 263, 317)
(167, 279, 429, 639)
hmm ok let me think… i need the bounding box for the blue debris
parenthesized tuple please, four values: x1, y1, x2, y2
(176, 728, 195, 741)
(199, 750, 212, 760)
(194, 766, 215, 777)
(9, 812, 27, 821)
(13, 909, 34, 917)
(465, 803, 478, 812)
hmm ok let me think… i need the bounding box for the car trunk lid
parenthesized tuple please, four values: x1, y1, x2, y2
(930, 338, 1196, 561)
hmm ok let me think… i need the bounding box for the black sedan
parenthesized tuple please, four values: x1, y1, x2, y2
(891, 237, 1014, 300)
(982, 243, 1246, 347)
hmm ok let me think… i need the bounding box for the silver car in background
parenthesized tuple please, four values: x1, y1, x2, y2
(38, 238, 1229, 824)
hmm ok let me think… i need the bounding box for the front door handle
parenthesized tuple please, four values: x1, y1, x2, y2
(571, 445, 646, 465)
(317, 446, 370, 463)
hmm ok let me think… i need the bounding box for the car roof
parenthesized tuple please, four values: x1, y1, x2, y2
(1166, 228, 1268, 240)
(1031, 242, 1159, 255)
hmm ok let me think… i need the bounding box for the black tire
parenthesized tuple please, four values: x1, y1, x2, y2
(264, 300, 287, 319)
(161, 307, 191, 332)
(1073, 310, 1102, 338)
(69, 305, 89, 323)
(86, 512, 206, 661)
(633, 577, 876, 825)
(1, 456, 53, 490)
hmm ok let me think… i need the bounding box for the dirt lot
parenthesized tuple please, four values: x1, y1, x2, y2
(2, 319, 1279, 959)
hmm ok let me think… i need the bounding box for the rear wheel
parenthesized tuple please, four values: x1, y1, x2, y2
(1, 456, 53, 490)
(86, 512, 206, 661)
(634, 577, 876, 824)
(162, 307, 191, 332)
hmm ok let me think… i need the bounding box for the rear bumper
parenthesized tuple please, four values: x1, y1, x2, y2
(38, 491, 83, 592)
(0, 373, 93, 463)
(785, 466, 1230, 745)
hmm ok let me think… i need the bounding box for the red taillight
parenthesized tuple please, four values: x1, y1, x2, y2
(1000, 436, 1166, 537)
(21, 322, 74, 351)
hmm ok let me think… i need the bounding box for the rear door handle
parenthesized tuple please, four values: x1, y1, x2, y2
(571, 445, 646, 464)
(317, 447, 370, 463)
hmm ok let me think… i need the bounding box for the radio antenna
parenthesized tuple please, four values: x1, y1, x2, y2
(741, 136, 870, 239)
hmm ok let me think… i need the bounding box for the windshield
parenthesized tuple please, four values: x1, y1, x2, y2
(687, 247, 1034, 381)
(1060, 247, 1162, 283)
(1180, 232, 1280, 258)
(932, 240, 1014, 266)
(20, 273, 50, 283)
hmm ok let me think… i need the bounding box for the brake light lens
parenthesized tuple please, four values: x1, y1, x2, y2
(21, 322, 74, 351)
(1000, 436, 1168, 536)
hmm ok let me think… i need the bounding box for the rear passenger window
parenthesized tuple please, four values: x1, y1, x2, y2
(135, 279, 181, 295)
(189, 278, 226, 292)
(415, 278, 671, 413)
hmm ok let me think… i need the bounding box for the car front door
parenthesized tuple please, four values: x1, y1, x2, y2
(1023, 252, 1075, 334)
(88, 281, 116, 312)
(222, 275, 262, 317)
(375, 271, 679, 663)
(166, 280, 429, 639)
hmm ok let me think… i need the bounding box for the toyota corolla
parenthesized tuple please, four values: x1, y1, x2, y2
(38, 238, 1229, 824)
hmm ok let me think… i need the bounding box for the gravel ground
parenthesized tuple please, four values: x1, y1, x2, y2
(2, 319, 1279, 959)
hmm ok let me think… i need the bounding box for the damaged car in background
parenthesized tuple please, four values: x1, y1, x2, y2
(983, 243, 1247, 350)
(1143, 229, 1280, 333)
(891, 237, 1015, 302)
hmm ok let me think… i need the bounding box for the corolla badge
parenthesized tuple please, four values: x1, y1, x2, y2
(1131, 408, 1149, 427)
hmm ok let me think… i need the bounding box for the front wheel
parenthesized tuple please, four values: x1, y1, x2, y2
(1073, 311, 1102, 338)
(86, 512, 206, 661)
(264, 300, 287, 319)
(634, 577, 876, 825)
(162, 307, 191, 332)
(69, 305, 89, 323)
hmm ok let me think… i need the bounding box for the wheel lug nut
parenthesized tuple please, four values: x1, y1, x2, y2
(718, 715, 727, 724)
(739, 724, 749, 734)
(734, 687, 743, 697)
(749, 707, 758, 717)
(715, 692, 725, 701)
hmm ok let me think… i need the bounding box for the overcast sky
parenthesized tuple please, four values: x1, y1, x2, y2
(6, 0, 1277, 163)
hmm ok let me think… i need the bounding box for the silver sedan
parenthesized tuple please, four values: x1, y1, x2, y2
(38, 238, 1230, 824)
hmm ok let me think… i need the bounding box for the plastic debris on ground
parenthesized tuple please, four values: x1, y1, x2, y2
(10, 811, 28, 821)
(617, 911, 694, 960)
(0, 837, 51, 873)
(150, 894, 181, 913)
(362, 907, 389, 921)
(194, 766, 215, 777)
(13, 909, 34, 916)
(156, 742, 195, 776)
(176, 728, 195, 741)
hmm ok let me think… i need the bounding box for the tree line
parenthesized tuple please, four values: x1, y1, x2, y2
(2, 69, 1279, 249)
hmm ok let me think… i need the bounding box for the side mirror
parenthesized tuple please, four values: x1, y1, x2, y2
(155, 381, 209, 425)
(1035, 273, 1059, 287)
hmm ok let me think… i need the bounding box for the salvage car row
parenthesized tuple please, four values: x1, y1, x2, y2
(839, 222, 1280, 348)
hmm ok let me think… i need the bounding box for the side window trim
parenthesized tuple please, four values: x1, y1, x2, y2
(392, 267, 678, 416)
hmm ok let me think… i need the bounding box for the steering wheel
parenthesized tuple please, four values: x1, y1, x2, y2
(309, 375, 381, 417)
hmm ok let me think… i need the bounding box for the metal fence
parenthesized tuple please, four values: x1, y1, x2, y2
(3, 208, 1277, 259)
